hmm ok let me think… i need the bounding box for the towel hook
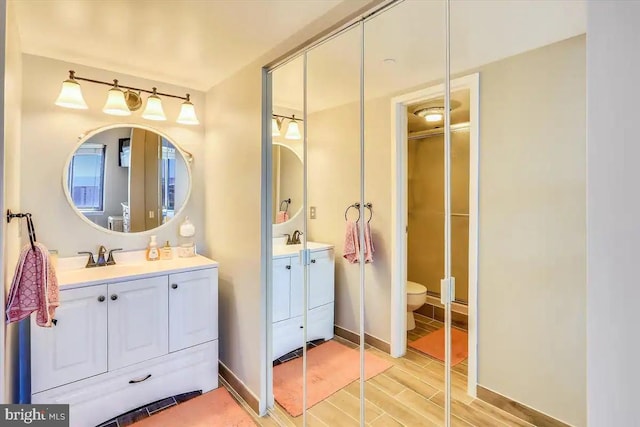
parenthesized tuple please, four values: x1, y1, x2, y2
(7, 210, 37, 251)
(344, 202, 373, 223)
(279, 198, 291, 213)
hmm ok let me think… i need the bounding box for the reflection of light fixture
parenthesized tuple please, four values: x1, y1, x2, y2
(414, 107, 445, 122)
(285, 115, 302, 140)
(272, 117, 282, 136)
(142, 88, 166, 121)
(55, 70, 88, 109)
(55, 70, 199, 125)
(177, 94, 199, 125)
(102, 80, 131, 116)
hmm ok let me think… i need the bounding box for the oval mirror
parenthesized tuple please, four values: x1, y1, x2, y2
(272, 143, 302, 225)
(63, 125, 191, 233)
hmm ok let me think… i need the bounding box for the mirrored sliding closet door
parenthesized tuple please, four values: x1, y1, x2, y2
(362, 0, 450, 425)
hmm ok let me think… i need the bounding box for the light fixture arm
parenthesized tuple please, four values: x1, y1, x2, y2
(68, 70, 189, 101)
(273, 113, 304, 122)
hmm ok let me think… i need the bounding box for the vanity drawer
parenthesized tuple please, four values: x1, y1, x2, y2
(273, 316, 303, 360)
(33, 340, 218, 427)
(307, 303, 334, 342)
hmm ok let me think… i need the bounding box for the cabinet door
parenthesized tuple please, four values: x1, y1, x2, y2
(169, 268, 218, 352)
(272, 257, 291, 322)
(108, 276, 168, 370)
(309, 249, 335, 310)
(289, 255, 304, 318)
(31, 285, 108, 393)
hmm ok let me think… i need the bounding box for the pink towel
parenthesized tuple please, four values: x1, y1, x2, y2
(343, 221, 375, 264)
(5, 243, 59, 327)
(276, 211, 289, 224)
(343, 221, 359, 263)
(363, 222, 375, 264)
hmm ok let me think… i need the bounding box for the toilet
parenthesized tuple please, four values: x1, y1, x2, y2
(407, 281, 427, 330)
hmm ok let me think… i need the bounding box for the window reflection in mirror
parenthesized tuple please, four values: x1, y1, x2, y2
(64, 126, 191, 233)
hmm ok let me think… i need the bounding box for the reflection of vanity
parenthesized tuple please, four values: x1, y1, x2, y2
(30, 254, 219, 427)
(272, 242, 335, 360)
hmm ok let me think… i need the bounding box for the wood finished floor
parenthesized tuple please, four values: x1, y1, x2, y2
(255, 313, 536, 427)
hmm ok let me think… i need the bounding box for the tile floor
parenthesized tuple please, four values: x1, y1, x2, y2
(103, 313, 540, 427)
(263, 313, 536, 427)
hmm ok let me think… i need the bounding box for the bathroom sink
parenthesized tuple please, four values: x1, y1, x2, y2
(273, 236, 288, 246)
(55, 250, 217, 289)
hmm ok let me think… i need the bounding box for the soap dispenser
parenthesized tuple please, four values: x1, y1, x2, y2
(178, 217, 196, 257)
(146, 235, 160, 261)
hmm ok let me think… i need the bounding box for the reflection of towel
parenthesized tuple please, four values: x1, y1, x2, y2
(343, 221, 359, 263)
(276, 211, 289, 224)
(6, 243, 59, 327)
(343, 221, 375, 264)
(363, 222, 375, 263)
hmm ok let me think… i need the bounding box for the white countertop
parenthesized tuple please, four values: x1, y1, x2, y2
(55, 250, 218, 289)
(272, 241, 333, 259)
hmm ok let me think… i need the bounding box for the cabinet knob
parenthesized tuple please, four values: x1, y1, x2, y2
(110, 294, 118, 301)
(311, 259, 316, 263)
(285, 265, 291, 270)
(171, 283, 178, 289)
(98, 295, 105, 302)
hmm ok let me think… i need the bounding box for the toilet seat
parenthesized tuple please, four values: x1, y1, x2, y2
(407, 281, 427, 295)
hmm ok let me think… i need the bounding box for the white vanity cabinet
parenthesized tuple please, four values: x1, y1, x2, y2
(107, 276, 169, 370)
(30, 285, 108, 394)
(272, 244, 335, 360)
(168, 269, 218, 352)
(30, 257, 219, 427)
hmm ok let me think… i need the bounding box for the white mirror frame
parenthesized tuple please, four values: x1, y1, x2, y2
(272, 141, 303, 227)
(62, 123, 193, 236)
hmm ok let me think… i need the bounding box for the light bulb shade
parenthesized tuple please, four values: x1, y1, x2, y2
(425, 113, 443, 122)
(55, 79, 88, 109)
(142, 94, 166, 121)
(177, 101, 199, 125)
(102, 88, 131, 116)
(285, 120, 301, 140)
(272, 118, 281, 136)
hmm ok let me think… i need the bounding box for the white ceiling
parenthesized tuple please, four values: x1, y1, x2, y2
(273, 0, 586, 113)
(12, 0, 343, 91)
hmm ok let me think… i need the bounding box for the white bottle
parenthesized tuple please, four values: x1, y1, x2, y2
(146, 235, 160, 261)
(178, 217, 196, 257)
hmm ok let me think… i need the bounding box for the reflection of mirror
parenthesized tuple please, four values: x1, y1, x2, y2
(272, 143, 302, 224)
(64, 125, 191, 233)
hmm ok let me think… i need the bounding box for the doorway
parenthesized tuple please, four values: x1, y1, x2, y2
(389, 73, 480, 396)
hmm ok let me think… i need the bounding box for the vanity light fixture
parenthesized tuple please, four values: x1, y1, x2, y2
(55, 70, 200, 125)
(102, 80, 131, 116)
(55, 70, 88, 110)
(272, 117, 282, 137)
(142, 88, 167, 121)
(285, 115, 302, 140)
(272, 114, 303, 140)
(176, 94, 199, 125)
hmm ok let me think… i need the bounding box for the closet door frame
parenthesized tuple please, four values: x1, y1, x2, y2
(389, 73, 480, 398)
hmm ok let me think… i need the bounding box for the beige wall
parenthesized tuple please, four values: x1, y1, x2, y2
(20, 54, 205, 256)
(3, 0, 21, 403)
(476, 36, 585, 426)
(304, 36, 586, 425)
(205, 63, 264, 401)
